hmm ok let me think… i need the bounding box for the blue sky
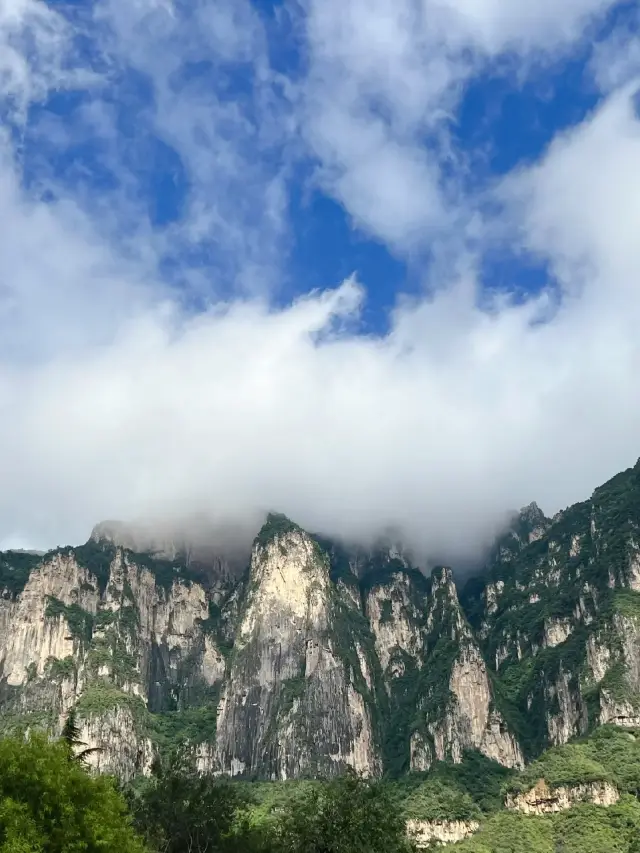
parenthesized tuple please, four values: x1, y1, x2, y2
(1, 0, 640, 561)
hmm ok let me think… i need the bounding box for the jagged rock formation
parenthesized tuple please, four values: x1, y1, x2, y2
(2, 458, 640, 780)
(408, 567, 524, 771)
(213, 516, 379, 779)
(463, 458, 640, 757)
(0, 542, 228, 779)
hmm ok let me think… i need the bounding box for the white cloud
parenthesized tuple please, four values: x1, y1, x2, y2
(92, 0, 295, 297)
(300, 0, 623, 250)
(2, 0, 640, 570)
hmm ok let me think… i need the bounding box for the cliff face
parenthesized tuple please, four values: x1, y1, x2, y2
(0, 542, 227, 779)
(3, 458, 640, 780)
(213, 516, 379, 779)
(505, 779, 620, 814)
(464, 459, 640, 756)
(409, 568, 524, 772)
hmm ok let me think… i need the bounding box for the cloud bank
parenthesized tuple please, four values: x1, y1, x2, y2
(1, 0, 640, 567)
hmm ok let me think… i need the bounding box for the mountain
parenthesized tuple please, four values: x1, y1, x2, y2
(2, 460, 640, 784)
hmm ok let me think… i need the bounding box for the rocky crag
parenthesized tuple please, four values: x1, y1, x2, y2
(2, 459, 640, 781)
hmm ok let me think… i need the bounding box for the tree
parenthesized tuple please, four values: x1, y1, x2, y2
(61, 708, 102, 765)
(130, 747, 265, 853)
(276, 770, 415, 853)
(0, 733, 146, 852)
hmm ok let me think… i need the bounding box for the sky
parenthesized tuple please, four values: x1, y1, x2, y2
(1, 0, 640, 564)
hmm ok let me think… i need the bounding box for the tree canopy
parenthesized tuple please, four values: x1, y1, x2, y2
(0, 733, 145, 853)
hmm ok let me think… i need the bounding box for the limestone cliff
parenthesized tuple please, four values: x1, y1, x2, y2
(410, 567, 524, 771)
(407, 819, 480, 847)
(505, 778, 619, 814)
(214, 514, 379, 779)
(0, 519, 526, 780)
(463, 458, 640, 755)
(4, 457, 640, 783)
(0, 541, 227, 778)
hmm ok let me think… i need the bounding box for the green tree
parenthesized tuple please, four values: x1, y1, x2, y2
(130, 748, 265, 853)
(0, 733, 146, 853)
(61, 709, 102, 765)
(276, 770, 415, 853)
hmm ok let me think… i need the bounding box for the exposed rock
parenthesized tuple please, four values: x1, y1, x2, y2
(484, 581, 504, 616)
(506, 779, 619, 814)
(91, 518, 249, 581)
(365, 573, 424, 679)
(78, 704, 154, 781)
(409, 731, 432, 772)
(0, 552, 96, 687)
(543, 618, 573, 649)
(586, 634, 612, 683)
(599, 690, 640, 727)
(0, 544, 227, 774)
(427, 642, 523, 768)
(214, 520, 379, 779)
(407, 819, 480, 847)
(544, 668, 588, 746)
(5, 457, 640, 783)
(419, 568, 524, 769)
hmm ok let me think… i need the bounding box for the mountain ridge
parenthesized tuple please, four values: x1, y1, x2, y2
(1, 459, 640, 783)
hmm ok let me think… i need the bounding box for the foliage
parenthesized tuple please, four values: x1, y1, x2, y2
(311, 535, 359, 588)
(129, 747, 264, 853)
(453, 796, 640, 853)
(61, 708, 103, 765)
(72, 540, 117, 593)
(149, 700, 219, 756)
(45, 597, 94, 644)
(235, 780, 321, 831)
(505, 726, 640, 798)
(95, 609, 117, 630)
(126, 551, 199, 593)
(0, 550, 41, 597)
(380, 599, 394, 624)
(87, 633, 140, 685)
(453, 811, 554, 853)
(505, 742, 612, 796)
(275, 770, 415, 853)
(456, 458, 640, 758)
(0, 732, 146, 852)
(76, 681, 148, 722)
(431, 751, 514, 814)
(46, 656, 76, 681)
(325, 586, 387, 760)
(255, 514, 303, 549)
(400, 778, 482, 822)
(198, 599, 235, 656)
(576, 726, 640, 796)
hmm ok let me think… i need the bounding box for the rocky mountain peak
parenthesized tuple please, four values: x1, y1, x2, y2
(518, 501, 547, 527)
(430, 565, 455, 588)
(4, 456, 640, 787)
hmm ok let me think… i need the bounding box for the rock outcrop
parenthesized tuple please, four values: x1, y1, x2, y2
(407, 819, 480, 847)
(506, 778, 619, 814)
